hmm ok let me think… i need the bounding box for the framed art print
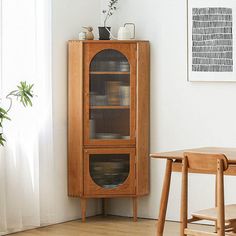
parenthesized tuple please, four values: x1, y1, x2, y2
(188, 0, 236, 81)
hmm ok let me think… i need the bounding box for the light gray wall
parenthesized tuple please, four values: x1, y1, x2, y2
(52, 0, 101, 222)
(102, 0, 236, 221)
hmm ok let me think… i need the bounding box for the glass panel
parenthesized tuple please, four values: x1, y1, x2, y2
(90, 109, 130, 140)
(89, 49, 131, 140)
(89, 154, 130, 189)
(90, 74, 130, 106)
(90, 49, 130, 72)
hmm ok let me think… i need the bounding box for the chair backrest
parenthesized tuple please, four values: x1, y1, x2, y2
(183, 152, 228, 172)
(181, 152, 229, 235)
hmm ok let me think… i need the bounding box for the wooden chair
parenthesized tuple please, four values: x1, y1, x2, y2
(180, 152, 236, 236)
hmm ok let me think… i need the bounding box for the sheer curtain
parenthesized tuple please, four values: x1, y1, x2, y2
(0, 0, 55, 234)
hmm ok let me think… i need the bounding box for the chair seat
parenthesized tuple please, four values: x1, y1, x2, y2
(192, 204, 236, 222)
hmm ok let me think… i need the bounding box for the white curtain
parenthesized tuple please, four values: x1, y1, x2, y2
(0, 0, 55, 235)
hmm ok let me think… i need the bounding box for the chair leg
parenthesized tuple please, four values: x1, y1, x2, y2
(215, 175, 218, 233)
(180, 157, 188, 236)
(217, 159, 225, 236)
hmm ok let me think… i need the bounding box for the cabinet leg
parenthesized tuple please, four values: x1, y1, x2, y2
(80, 198, 86, 223)
(102, 198, 108, 216)
(133, 197, 138, 222)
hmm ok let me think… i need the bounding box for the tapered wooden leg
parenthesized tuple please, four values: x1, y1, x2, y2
(133, 197, 138, 222)
(157, 159, 173, 236)
(217, 159, 225, 236)
(180, 157, 188, 236)
(102, 198, 108, 216)
(215, 174, 218, 233)
(80, 198, 86, 223)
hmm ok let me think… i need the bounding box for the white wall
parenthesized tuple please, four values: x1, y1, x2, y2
(52, 0, 101, 222)
(102, 0, 236, 221)
(51, 0, 236, 223)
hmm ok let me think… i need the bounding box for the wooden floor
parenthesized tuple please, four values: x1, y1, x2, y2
(10, 216, 213, 236)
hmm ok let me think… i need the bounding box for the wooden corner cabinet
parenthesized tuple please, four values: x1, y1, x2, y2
(68, 40, 150, 222)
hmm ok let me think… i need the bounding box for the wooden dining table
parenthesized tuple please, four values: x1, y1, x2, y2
(150, 147, 236, 236)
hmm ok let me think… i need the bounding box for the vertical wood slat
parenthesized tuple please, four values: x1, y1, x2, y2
(180, 157, 188, 236)
(215, 175, 218, 233)
(68, 41, 84, 197)
(217, 159, 225, 235)
(136, 42, 150, 195)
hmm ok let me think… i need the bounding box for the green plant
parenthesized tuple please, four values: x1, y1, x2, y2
(0, 81, 34, 146)
(102, 0, 119, 27)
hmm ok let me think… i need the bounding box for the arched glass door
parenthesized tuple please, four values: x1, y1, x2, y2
(84, 148, 136, 195)
(84, 44, 136, 146)
(89, 153, 130, 189)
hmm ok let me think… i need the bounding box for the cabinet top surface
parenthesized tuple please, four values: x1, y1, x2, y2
(68, 40, 149, 44)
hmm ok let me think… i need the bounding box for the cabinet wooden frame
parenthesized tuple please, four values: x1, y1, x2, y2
(68, 40, 150, 221)
(68, 41, 84, 197)
(84, 148, 136, 196)
(83, 43, 137, 147)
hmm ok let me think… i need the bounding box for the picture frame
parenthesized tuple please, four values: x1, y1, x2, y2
(187, 0, 236, 81)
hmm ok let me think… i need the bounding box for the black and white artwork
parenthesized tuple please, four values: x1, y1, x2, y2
(188, 0, 236, 81)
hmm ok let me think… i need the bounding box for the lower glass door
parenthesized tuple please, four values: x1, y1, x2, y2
(84, 148, 135, 196)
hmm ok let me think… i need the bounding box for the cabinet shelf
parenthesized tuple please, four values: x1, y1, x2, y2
(90, 71, 130, 75)
(90, 106, 130, 110)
